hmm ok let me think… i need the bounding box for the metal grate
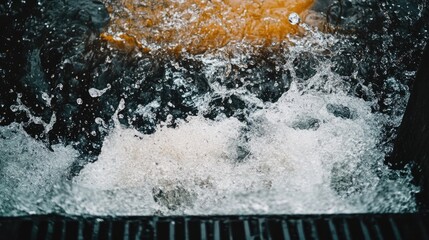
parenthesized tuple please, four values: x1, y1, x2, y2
(0, 213, 428, 240)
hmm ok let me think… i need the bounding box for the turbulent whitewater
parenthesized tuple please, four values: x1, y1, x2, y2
(0, 0, 428, 216)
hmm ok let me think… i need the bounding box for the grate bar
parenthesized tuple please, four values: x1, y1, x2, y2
(200, 221, 207, 240)
(341, 218, 352, 240)
(359, 219, 371, 240)
(134, 221, 143, 240)
(244, 220, 252, 239)
(308, 219, 319, 240)
(46, 220, 54, 240)
(258, 218, 265, 240)
(123, 221, 130, 240)
(91, 220, 99, 240)
(296, 219, 306, 240)
(169, 221, 175, 240)
(282, 219, 292, 240)
(328, 219, 339, 240)
(77, 220, 84, 240)
(372, 219, 384, 240)
(388, 218, 402, 240)
(30, 220, 38, 240)
(213, 220, 220, 240)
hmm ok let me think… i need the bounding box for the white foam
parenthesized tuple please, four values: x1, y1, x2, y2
(73, 86, 417, 215)
(76, 116, 243, 191)
(0, 124, 77, 215)
(0, 78, 418, 216)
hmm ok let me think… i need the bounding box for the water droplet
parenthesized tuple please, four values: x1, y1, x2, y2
(10, 105, 19, 112)
(89, 85, 111, 98)
(288, 12, 300, 25)
(118, 98, 126, 111)
(41, 92, 52, 107)
(95, 117, 104, 125)
(42, 93, 49, 101)
(88, 88, 101, 98)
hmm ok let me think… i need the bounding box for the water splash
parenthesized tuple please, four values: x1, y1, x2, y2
(0, 0, 427, 216)
(88, 84, 111, 98)
(289, 12, 301, 25)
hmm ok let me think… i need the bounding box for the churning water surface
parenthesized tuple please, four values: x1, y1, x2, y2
(0, 0, 428, 216)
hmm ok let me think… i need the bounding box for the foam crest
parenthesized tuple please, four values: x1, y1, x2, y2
(73, 86, 417, 215)
(76, 116, 243, 190)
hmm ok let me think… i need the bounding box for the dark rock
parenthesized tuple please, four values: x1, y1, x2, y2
(244, 61, 291, 102)
(152, 184, 195, 211)
(326, 104, 354, 119)
(293, 52, 318, 80)
(292, 117, 321, 130)
(205, 95, 247, 120)
(331, 53, 354, 77)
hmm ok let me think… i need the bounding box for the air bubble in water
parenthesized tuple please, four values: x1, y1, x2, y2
(288, 12, 300, 25)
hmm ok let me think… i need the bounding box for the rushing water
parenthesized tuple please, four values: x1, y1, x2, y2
(0, 0, 428, 216)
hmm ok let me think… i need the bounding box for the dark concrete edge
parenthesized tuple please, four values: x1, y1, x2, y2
(390, 41, 429, 208)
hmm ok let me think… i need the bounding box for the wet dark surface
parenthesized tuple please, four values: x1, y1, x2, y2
(391, 42, 429, 209)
